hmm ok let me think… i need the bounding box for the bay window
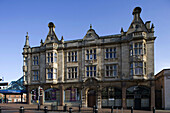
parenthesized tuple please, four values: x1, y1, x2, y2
(130, 42, 146, 56)
(47, 52, 57, 63)
(130, 62, 146, 75)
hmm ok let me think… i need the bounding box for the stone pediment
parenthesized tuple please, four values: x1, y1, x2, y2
(83, 25, 99, 41)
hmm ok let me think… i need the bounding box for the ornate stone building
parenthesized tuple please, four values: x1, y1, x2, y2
(23, 7, 156, 110)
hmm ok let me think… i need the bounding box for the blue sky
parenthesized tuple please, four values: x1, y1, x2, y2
(0, 0, 170, 82)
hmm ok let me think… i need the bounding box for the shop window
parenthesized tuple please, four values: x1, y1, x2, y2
(101, 87, 122, 107)
(31, 89, 38, 103)
(45, 88, 60, 103)
(64, 88, 80, 102)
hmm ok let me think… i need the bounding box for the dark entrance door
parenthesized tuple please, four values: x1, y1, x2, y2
(88, 90, 96, 107)
(134, 98, 141, 110)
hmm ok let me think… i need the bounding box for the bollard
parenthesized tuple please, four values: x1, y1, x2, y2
(93, 105, 95, 113)
(0, 107, 2, 113)
(63, 104, 67, 112)
(111, 106, 114, 113)
(131, 106, 133, 113)
(38, 104, 40, 110)
(44, 106, 48, 113)
(20, 106, 24, 113)
(79, 104, 81, 112)
(95, 106, 98, 113)
(121, 107, 123, 113)
(153, 107, 155, 113)
(69, 107, 73, 113)
(51, 104, 53, 111)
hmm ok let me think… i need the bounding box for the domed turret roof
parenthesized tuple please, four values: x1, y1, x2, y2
(48, 22, 55, 28)
(132, 7, 142, 15)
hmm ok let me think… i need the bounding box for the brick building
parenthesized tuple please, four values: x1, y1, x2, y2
(23, 7, 156, 110)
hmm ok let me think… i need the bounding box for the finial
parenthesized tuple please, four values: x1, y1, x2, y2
(121, 27, 124, 35)
(151, 23, 154, 32)
(121, 27, 124, 32)
(90, 24, 92, 29)
(40, 39, 43, 46)
(61, 36, 64, 40)
(24, 32, 30, 48)
(132, 7, 142, 15)
(26, 32, 29, 38)
(151, 23, 154, 28)
(61, 36, 64, 43)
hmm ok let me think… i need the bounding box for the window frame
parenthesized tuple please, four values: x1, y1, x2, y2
(47, 52, 57, 63)
(105, 64, 118, 77)
(105, 47, 117, 59)
(86, 48, 96, 60)
(86, 65, 97, 77)
(67, 51, 78, 62)
(33, 56, 39, 65)
(67, 67, 78, 79)
(32, 71, 39, 81)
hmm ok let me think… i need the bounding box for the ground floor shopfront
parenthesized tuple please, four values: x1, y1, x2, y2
(26, 78, 155, 110)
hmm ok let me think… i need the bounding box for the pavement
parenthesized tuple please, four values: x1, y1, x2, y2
(0, 103, 170, 113)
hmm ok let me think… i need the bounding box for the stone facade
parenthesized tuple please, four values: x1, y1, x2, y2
(23, 7, 156, 110)
(155, 69, 170, 110)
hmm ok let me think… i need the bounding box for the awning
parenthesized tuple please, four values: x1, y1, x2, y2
(0, 90, 27, 94)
